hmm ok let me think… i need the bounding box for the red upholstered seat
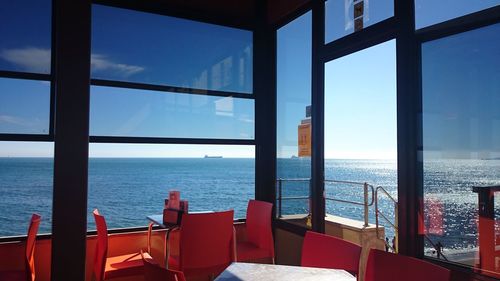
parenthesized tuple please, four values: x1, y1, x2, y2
(104, 252, 144, 279)
(141, 251, 186, 281)
(0, 214, 41, 281)
(236, 200, 274, 263)
(93, 209, 144, 281)
(167, 254, 180, 269)
(301, 231, 361, 276)
(365, 249, 451, 281)
(167, 210, 235, 280)
(236, 241, 271, 261)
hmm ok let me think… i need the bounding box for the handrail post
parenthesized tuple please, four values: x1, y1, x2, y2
(375, 187, 380, 238)
(278, 179, 283, 218)
(363, 182, 369, 227)
(394, 202, 398, 253)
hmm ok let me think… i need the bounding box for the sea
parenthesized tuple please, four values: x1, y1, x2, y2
(1, 157, 499, 263)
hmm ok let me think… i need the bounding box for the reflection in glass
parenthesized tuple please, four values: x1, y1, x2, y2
(0, 78, 51, 134)
(90, 86, 254, 139)
(325, 0, 394, 43)
(415, 0, 500, 29)
(0, 142, 54, 236)
(324, 40, 397, 242)
(422, 23, 500, 277)
(87, 144, 255, 230)
(0, 0, 52, 73)
(276, 12, 312, 227)
(92, 5, 253, 93)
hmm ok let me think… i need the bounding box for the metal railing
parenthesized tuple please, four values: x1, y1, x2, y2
(276, 178, 310, 220)
(276, 178, 374, 227)
(375, 185, 398, 253)
(277, 178, 401, 253)
(325, 180, 374, 227)
(424, 234, 448, 261)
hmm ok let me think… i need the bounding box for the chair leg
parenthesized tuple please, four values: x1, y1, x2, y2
(147, 222, 153, 253)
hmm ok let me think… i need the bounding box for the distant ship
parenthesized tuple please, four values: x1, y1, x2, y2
(204, 155, 223, 158)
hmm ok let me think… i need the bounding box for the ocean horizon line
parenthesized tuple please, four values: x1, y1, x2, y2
(0, 156, 399, 160)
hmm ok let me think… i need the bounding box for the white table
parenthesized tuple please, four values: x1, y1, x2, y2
(215, 262, 356, 281)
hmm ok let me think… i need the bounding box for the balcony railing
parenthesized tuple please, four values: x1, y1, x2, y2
(276, 178, 398, 252)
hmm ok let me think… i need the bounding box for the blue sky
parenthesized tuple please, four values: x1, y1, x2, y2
(325, 40, 396, 159)
(1, 1, 500, 158)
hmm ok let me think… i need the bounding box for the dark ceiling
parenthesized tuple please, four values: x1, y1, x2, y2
(94, 0, 311, 29)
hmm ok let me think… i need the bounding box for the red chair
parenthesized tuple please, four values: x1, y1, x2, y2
(236, 200, 275, 263)
(301, 231, 361, 276)
(141, 251, 186, 281)
(167, 210, 235, 280)
(93, 209, 143, 281)
(365, 249, 451, 281)
(0, 213, 41, 281)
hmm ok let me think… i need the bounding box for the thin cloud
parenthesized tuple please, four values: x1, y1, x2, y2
(91, 54, 145, 78)
(0, 115, 28, 126)
(0, 47, 50, 73)
(0, 47, 145, 78)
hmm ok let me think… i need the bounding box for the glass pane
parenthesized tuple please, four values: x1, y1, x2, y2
(90, 86, 254, 139)
(92, 4, 253, 94)
(0, 141, 54, 236)
(0, 0, 52, 74)
(325, 0, 394, 43)
(0, 78, 51, 134)
(325, 40, 397, 250)
(415, 0, 500, 29)
(422, 23, 500, 277)
(277, 12, 312, 228)
(87, 144, 254, 230)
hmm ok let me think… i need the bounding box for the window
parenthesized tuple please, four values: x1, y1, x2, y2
(88, 4, 255, 231)
(422, 23, 500, 277)
(90, 86, 254, 139)
(324, 40, 397, 247)
(276, 12, 312, 227)
(415, 1, 500, 29)
(92, 4, 253, 93)
(0, 78, 51, 134)
(87, 144, 255, 230)
(0, 0, 52, 74)
(325, 0, 394, 43)
(0, 142, 54, 236)
(0, 0, 53, 238)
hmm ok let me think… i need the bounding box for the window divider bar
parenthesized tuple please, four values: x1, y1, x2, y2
(311, 0, 326, 234)
(50, 0, 91, 280)
(320, 17, 398, 62)
(395, 0, 423, 258)
(0, 70, 52, 81)
(0, 133, 54, 142)
(91, 78, 254, 100)
(416, 5, 500, 43)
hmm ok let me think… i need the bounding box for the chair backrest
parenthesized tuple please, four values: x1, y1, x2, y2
(301, 231, 362, 276)
(179, 210, 234, 271)
(246, 200, 274, 256)
(93, 209, 109, 281)
(141, 251, 186, 281)
(25, 213, 41, 281)
(365, 249, 451, 281)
